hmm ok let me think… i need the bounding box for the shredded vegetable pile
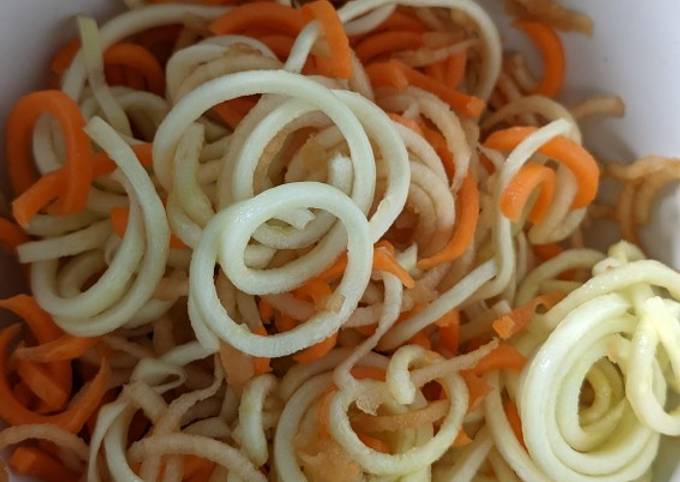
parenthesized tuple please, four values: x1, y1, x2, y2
(0, 0, 679, 481)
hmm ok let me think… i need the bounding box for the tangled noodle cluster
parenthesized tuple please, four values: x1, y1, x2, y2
(0, 1, 678, 482)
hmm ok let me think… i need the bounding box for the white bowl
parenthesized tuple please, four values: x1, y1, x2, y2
(0, 0, 679, 480)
